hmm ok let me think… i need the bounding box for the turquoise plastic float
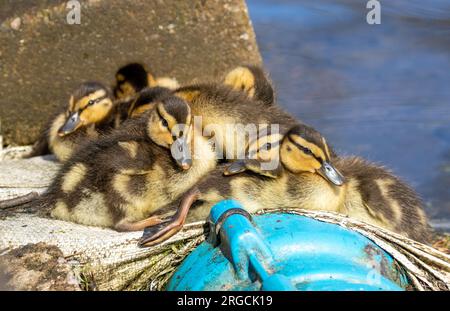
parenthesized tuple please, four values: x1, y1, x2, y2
(168, 200, 410, 291)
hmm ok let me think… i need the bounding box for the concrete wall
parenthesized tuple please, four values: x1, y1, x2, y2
(0, 0, 261, 145)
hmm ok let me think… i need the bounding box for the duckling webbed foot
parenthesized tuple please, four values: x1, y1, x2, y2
(223, 159, 283, 178)
(138, 187, 201, 247)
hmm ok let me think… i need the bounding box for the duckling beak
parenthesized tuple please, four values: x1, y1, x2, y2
(318, 161, 345, 186)
(58, 112, 81, 136)
(171, 137, 192, 170)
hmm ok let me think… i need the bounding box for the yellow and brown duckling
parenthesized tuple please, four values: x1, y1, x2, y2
(41, 92, 216, 234)
(112, 63, 180, 123)
(223, 64, 275, 106)
(217, 65, 329, 178)
(26, 82, 119, 162)
(141, 124, 431, 246)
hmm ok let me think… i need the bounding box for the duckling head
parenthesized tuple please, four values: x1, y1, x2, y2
(113, 63, 155, 99)
(280, 125, 345, 186)
(224, 65, 274, 104)
(224, 65, 256, 96)
(58, 82, 113, 136)
(146, 95, 193, 170)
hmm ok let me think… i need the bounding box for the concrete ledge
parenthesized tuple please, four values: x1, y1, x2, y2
(0, 0, 261, 145)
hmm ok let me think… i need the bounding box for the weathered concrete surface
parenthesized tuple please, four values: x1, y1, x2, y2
(0, 150, 59, 201)
(0, 213, 206, 290)
(0, 242, 80, 291)
(0, 0, 261, 145)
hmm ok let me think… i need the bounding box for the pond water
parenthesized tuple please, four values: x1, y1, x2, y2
(247, 0, 450, 231)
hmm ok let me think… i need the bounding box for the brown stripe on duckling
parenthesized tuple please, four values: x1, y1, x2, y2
(126, 173, 149, 198)
(287, 134, 327, 164)
(385, 176, 431, 243)
(76, 89, 107, 110)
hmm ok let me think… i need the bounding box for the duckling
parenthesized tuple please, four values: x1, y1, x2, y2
(140, 124, 431, 246)
(113, 63, 152, 100)
(40, 93, 216, 233)
(174, 83, 297, 162)
(26, 82, 118, 161)
(223, 65, 275, 106)
(113, 62, 179, 101)
(112, 63, 179, 123)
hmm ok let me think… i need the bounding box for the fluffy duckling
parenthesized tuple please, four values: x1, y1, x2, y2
(223, 64, 275, 106)
(112, 63, 179, 123)
(141, 125, 431, 246)
(113, 63, 179, 101)
(41, 93, 216, 233)
(26, 82, 118, 161)
(113, 63, 150, 100)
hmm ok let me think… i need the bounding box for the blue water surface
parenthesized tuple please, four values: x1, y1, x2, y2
(247, 0, 450, 230)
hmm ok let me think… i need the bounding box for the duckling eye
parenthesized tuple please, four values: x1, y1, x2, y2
(87, 99, 95, 106)
(304, 148, 313, 155)
(161, 119, 168, 128)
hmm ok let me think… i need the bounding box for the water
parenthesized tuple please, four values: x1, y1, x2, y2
(247, 0, 450, 230)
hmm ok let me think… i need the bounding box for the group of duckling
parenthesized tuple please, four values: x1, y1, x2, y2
(19, 62, 431, 246)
